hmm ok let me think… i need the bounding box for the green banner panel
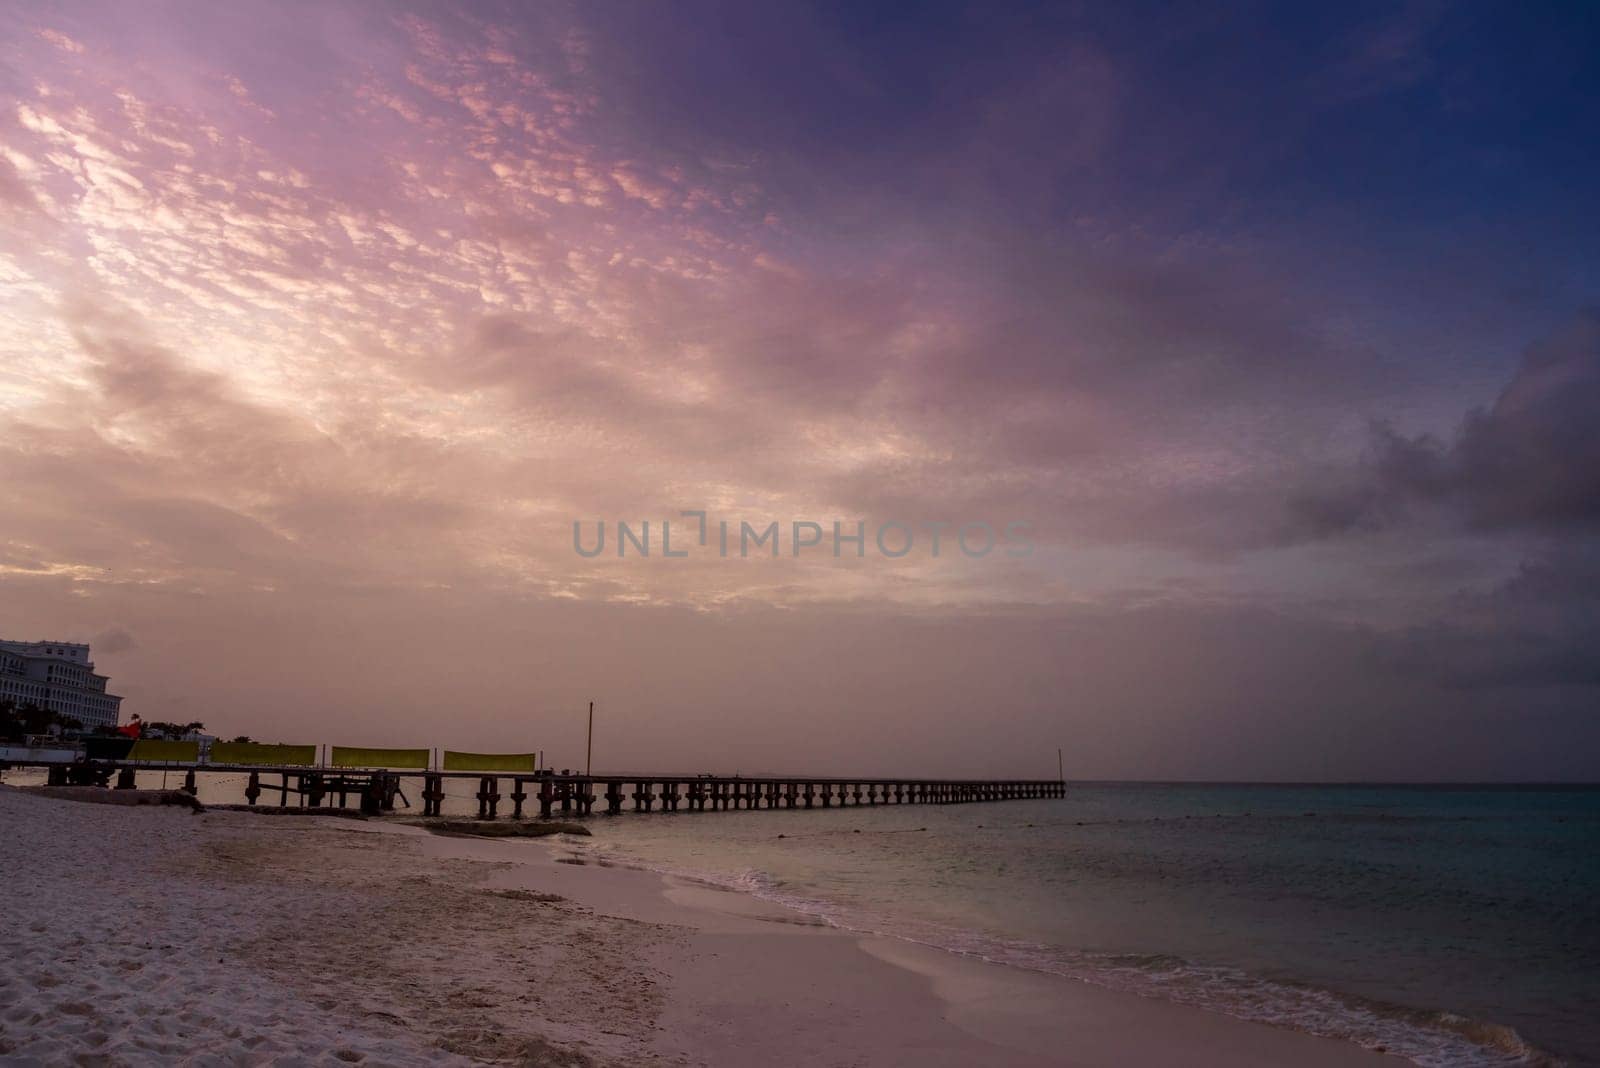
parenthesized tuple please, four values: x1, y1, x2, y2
(127, 739, 200, 763)
(209, 742, 317, 766)
(329, 746, 429, 769)
(442, 750, 538, 772)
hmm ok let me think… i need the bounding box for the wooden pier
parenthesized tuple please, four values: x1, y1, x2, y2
(450, 774, 1065, 819)
(2, 759, 1064, 819)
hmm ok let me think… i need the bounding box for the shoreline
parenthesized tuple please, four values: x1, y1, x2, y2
(393, 822, 1403, 1066)
(1, 786, 1401, 1065)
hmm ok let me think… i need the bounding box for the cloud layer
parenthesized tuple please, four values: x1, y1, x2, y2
(1, 4, 1596, 778)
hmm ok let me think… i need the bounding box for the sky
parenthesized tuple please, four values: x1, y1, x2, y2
(1, 1, 1597, 780)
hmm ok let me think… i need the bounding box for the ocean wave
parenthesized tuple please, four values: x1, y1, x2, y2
(557, 836, 1558, 1068)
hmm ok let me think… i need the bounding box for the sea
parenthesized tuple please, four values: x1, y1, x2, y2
(20, 770, 1598, 1064)
(541, 783, 1598, 1067)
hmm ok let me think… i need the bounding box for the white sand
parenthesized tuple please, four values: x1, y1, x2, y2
(0, 785, 1401, 1066)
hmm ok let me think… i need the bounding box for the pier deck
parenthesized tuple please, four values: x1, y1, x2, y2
(0, 759, 1064, 818)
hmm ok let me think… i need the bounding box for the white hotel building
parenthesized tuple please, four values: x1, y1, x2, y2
(0, 639, 124, 729)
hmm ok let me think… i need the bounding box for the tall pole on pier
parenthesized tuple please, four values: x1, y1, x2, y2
(585, 701, 594, 776)
(1057, 747, 1063, 783)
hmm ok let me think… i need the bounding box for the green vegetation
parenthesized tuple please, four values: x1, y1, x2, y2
(0, 699, 83, 741)
(139, 720, 207, 739)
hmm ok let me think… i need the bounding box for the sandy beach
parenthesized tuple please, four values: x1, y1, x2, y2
(0, 785, 1408, 1067)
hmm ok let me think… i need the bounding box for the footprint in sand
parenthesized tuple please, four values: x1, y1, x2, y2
(68, 1054, 115, 1068)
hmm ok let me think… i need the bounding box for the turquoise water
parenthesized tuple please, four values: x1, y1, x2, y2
(552, 784, 1599, 1066)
